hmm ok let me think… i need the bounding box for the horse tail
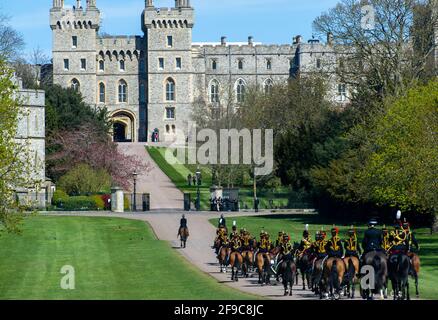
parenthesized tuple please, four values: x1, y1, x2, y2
(330, 260, 340, 290)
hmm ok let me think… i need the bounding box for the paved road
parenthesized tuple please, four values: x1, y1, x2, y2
(117, 143, 184, 210)
(44, 210, 321, 300)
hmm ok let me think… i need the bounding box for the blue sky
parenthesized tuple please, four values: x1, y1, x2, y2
(1, 0, 340, 58)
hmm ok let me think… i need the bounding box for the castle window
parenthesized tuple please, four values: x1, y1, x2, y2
(264, 79, 273, 95)
(118, 80, 128, 103)
(172, 125, 176, 133)
(338, 84, 347, 102)
(210, 80, 220, 103)
(71, 79, 80, 92)
(238, 59, 244, 70)
(317, 58, 321, 69)
(236, 79, 246, 103)
(99, 83, 105, 103)
(166, 107, 175, 119)
(120, 60, 125, 71)
(72, 36, 77, 48)
(212, 60, 217, 70)
(80, 59, 86, 70)
(99, 60, 104, 71)
(266, 59, 272, 70)
(159, 58, 164, 70)
(165, 78, 175, 101)
(64, 59, 69, 70)
(176, 57, 182, 70)
(167, 36, 173, 47)
(166, 125, 170, 133)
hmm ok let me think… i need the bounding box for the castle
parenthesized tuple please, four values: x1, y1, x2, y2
(50, 0, 345, 143)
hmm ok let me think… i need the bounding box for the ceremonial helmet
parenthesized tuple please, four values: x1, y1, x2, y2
(402, 218, 410, 230)
(331, 225, 339, 236)
(348, 225, 356, 236)
(368, 218, 378, 227)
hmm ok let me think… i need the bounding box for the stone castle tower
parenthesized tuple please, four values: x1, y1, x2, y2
(50, 1, 344, 143)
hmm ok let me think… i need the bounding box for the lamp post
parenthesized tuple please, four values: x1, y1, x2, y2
(133, 171, 138, 212)
(196, 168, 201, 211)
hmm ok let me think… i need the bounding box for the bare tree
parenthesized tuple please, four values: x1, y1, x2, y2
(313, 0, 438, 101)
(0, 14, 24, 61)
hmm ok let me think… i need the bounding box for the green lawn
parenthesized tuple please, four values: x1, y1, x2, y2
(0, 216, 255, 300)
(209, 214, 438, 300)
(146, 146, 298, 210)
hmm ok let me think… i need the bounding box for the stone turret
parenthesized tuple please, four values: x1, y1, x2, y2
(146, 0, 154, 8)
(175, 0, 191, 8)
(53, 0, 63, 9)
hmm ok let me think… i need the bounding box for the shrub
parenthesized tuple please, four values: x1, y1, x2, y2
(60, 196, 97, 211)
(57, 164, 111, 196)
(52, 189, 69, 206)
(91, 195, 105, 210)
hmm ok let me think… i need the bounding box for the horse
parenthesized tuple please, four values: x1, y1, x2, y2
(218, 245, 231, 273)
(229, 251, 243, 282)
(277, 257, 297, 296)
(361, 250, 388, 300)
(241, 238, 257, 277)
(310, 257, 326, 295)
(323, 257, 346, 300)
(177, 226, 189, 248)
(342, 255, 360, 299)
(255, 246, 280, 285)
(408, 252, 421, 297)
(388, 253, 410, 300)
(296, 250, 313, 290)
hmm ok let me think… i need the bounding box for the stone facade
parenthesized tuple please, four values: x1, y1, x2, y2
(14, 77, 47, 208)
(50, 0, 347, 142)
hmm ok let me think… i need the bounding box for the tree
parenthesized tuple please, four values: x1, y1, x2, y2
(313, 0, 438, 105)
(0, 14, 24, 61)
(47, 123, 149, 190)
(359, 80, 438, 229)
(0, 59, 32, 233)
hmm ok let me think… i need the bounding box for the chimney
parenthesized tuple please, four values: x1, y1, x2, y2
(327, 32, 333, 45)
(248, 36, 254, 46)
(221, 36, 227, 46)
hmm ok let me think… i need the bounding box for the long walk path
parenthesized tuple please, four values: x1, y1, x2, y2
(116, 143, 184, 210)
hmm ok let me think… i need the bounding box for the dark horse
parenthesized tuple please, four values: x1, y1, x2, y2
(295, 246, 313, 290)
(277, 257, 297, 296)
(388, 253, 410, 300)
(361, 251, 388, 300)
(178, 226, 189, 248)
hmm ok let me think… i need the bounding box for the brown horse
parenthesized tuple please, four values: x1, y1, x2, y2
(177, 227, 189, 248)
(408, 252, 421, 297)
(229, 251, 243, 281)
(241, 250, 254, 277)
(255, 246, 281, 285)
(323, 257, 346, 300)
(343, 256, 360, 299)
(218, 245, 231, 273)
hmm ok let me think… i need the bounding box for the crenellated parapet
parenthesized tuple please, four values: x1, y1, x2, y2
(50, 0, 100, 30)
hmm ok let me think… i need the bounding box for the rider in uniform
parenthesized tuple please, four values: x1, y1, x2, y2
(296, 224, 312, 258)
(401, 219, 419, 253)
(258, 231, 272, 253)
(311, 230, 328, 260)
(382, 225, 392, 253)
(326, 226, 344, 258)
(362, 219, 383, 254)
(230, 221, 238, 239)
(218, 214, 226, 229)
(389, 223, 409, 255)
(275, 231, 286, 247)
(230, 233, 242, 253)
(281, 234, 294, 261)
(343, 226, 362, 258)
(179, 214, 187, 232)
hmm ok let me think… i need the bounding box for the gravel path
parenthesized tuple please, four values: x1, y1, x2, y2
(116, 143, 184, 210)
(44, 210, 321, 300)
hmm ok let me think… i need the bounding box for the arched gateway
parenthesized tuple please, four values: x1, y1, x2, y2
(111, 110, 136, 142)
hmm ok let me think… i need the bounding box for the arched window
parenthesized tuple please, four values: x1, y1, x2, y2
(212, 60, 217, 70)
(236, 79, 246, 103)
(165, 78, 175, 101)
(71, 78, 80, 92)
(238, 59, 243, 70)
(172, 125, 176, 134)
(99, 82, 105, 103)
(210, 80, 220, 103)
(118, 80, 127, 103)
(264, 79, 273, 95)
(99, 60, 105, 71)
(166, 125, 170, 133)
(120, 59, 125, 71)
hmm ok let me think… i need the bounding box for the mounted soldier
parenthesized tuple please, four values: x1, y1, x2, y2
(402, 218, 419, 253)
(230, 221, 238, 239)
(218, 213, 226, 229)
(309, 230, 328, 293)
(362, 219, 383, 254)
(382, 225, 391, 253)
(343, 226, 362, 258)
(177, 214, 189, 248)
(326, 226, 344, 258)
(296, 224, 312, 258)
(275, 231, 286, 247)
